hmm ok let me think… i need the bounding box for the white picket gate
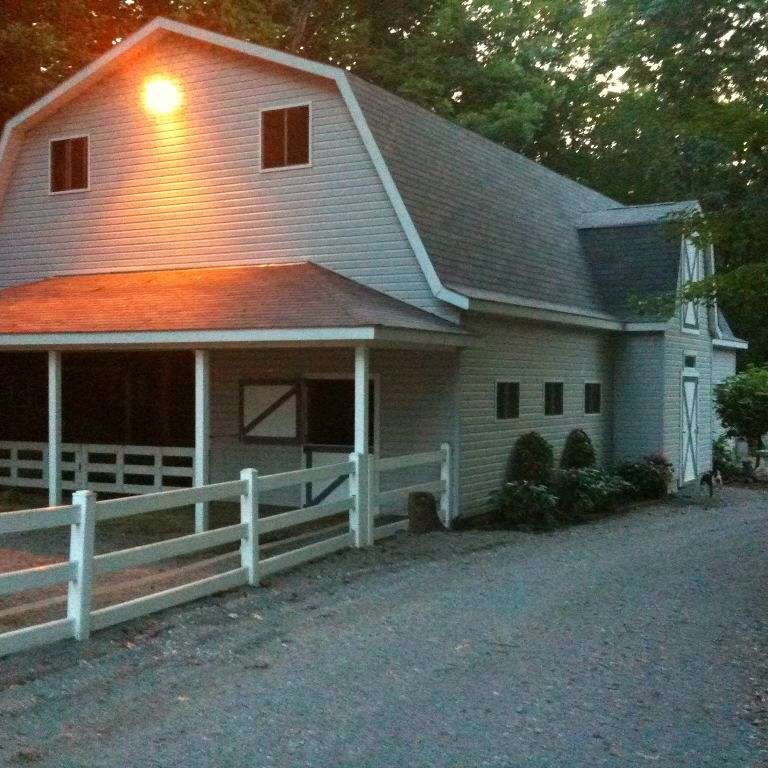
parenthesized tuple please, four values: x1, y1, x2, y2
(0, 444, 451, 657)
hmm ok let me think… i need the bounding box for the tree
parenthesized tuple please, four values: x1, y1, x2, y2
(714, 366, 768, 460)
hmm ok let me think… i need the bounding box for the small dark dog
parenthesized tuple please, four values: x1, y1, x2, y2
(700, 470, 723, 496)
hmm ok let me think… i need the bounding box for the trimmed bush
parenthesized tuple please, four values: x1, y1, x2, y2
(560, 429, 596, 469)
(712, 435, 743, 482)
(615, 454, 673, 499)
(494, 481, 559, 529)
(506, 431, 554, 485)
(554, 467, 634, 519)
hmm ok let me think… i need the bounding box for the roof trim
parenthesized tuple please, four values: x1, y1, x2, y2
(0, 325, 470, 351)
(713, 338, 748, 351)
(0, 17, 469, 312)
(449, 284, 623, 330)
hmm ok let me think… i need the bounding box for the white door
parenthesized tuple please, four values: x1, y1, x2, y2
(682, 376, 699, 483)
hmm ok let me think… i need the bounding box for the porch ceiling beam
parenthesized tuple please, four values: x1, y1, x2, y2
(194, 350, 210, 533)
(48, 351, 62, 507)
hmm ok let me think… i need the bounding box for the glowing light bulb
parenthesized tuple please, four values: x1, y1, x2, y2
(142, 76, 183, 116)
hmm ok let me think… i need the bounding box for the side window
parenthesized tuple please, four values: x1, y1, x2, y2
(261, 105, 310, 170)
(544, 382, 563, 416)
(682, 240, 700, 330)
(584, 383, 601, 414)
(496, 382, 519, 420)
(50, 136, 89, 193)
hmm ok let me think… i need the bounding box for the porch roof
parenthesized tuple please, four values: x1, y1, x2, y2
(0, 263, 467, 349)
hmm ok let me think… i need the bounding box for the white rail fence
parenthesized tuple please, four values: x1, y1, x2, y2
(0, 441, 194, 495)
(0, 444, 451, 657)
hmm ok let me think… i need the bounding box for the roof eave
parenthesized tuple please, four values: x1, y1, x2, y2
(713, 338, 748, 351)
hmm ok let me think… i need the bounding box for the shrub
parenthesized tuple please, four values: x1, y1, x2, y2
(560, 429, 596, 469)
(554, 467, 634, 518)
(615, 454, 673, 500)
(712, 435, 743, 481)
(715, 366, 768, 460)
(506, 431, 554, 485)
(494, 481, 559, 530)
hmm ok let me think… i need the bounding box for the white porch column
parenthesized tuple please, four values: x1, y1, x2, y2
(351, 346, 373, 547)
(194, 349, 210, 533)
(354, 345, 370, 455)
(48, 351, 62, 507)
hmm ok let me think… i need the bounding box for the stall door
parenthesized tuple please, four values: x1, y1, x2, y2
(303, 379, 374, 505)
(681, 376, 699, 483)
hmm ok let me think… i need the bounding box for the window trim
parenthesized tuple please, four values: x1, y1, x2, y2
(583, 380, 602, 415)
(495, 379, 520, 420)
(259, 101, 313, 172)
(49, 133, 90, 195)
(543, 380, 564, 416)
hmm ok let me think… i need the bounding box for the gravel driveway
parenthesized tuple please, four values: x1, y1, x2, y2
(1, 487, 767, 767)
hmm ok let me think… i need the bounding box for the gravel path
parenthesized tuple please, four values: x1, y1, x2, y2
(1, 487, 767, 767)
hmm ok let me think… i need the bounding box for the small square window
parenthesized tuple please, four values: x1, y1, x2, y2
(261, 105, 310, 169)
(496, 382, 519, 420)
(50, 136, 88, 192)
(684, 355, 697, 369)
(584, 383, 601, 414)
(544, 382, 563, 415)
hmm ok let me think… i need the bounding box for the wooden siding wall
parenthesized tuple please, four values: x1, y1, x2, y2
(612, 333, 665, 462)
(456, 315, 614, 515)
(0, 35, 454, 320)
(209, 347, 457, 506)
(711, 348, 736, 439)
(661, 313, 715, 483)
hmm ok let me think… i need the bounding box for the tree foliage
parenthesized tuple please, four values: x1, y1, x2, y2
(1, 0, 765, 359)
(715, 366, 768, 454)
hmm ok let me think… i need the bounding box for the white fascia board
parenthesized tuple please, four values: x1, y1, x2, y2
(713, 338, 748, 351)
(0, 17, 469, 313)
(0, 325, 468, 351)
(0, 327, 378, 350)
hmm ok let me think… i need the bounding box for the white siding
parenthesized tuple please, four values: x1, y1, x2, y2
(612, 333, 665, 461)
(711, 348, 736, 438)
(0, 36, 454, 320)
(661, 286, 715, 483)
(456, 315, 614, 516)
(209, 347, 457, 506)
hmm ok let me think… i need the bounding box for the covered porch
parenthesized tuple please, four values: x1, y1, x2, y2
(0, 263, 466, 530)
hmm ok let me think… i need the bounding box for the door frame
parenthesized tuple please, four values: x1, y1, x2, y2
(680, 370, 699, 484)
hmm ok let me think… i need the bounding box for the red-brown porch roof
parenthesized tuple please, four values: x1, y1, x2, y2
(0, 263, 462, 336)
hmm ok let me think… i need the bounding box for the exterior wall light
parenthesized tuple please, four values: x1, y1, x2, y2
(142, 76, 183, 116)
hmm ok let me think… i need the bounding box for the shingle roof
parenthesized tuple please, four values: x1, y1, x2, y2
(0, 263, 464, 335)
(348, 76, 618, 312)
(578, 223, 682, 322)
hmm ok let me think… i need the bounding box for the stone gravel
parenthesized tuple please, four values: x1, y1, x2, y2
(0, 487, 767, 767)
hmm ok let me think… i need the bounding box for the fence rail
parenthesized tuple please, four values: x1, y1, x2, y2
(0, 444, 452, 657)
(0, 441, 195, 495)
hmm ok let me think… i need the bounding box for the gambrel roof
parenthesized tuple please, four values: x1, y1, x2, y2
(0, 18, 739, 338)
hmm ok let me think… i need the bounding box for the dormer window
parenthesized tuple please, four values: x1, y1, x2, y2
(261, 105, 310, 170)
(50, 136, 89, 193)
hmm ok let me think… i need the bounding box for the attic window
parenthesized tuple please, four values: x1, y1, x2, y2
(261, 105, 310, 170)
(50, 136, 89, 193)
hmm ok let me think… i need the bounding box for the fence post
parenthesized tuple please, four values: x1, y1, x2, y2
(349, 452, 371, 548)
(240, 468, 260, 586)
(440, 442, 452, 528)
(68, 490, 96, 641)
(367, 454, 379, 544)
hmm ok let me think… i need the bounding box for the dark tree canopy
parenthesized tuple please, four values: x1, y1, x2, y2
(1, 0, 765, 359)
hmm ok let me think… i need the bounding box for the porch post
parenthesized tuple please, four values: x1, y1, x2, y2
(354, 345, 370, 456)
(194, 349, 210, 533)
(48, 351, 62, 507)
(352, 345, 373, 546)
